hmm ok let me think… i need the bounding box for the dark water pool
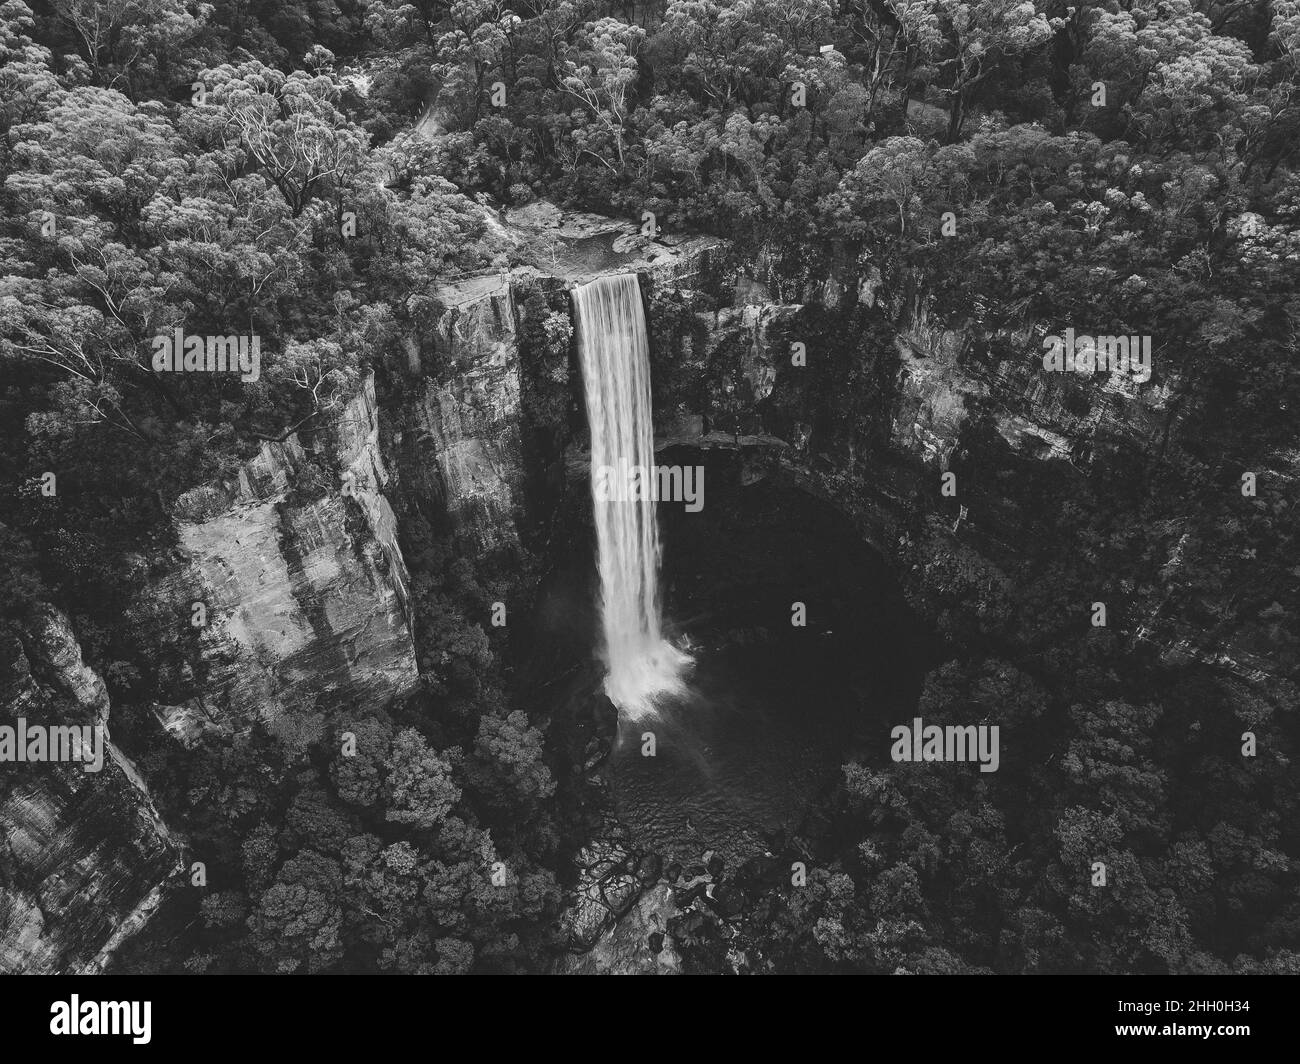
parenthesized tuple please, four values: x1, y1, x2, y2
(527, 449, 927, 862)
(607, 635, 855, 861)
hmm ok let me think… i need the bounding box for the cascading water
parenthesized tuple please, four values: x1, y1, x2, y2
(573, 273, 689, 720)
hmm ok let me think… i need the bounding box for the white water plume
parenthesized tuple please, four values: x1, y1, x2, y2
(573, 273, 690, 720)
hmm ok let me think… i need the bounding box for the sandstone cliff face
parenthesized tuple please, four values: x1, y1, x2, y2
(0, 607, 181, 974)
(648, 252, 1172, 474)
(412, 276, 528, 556)
(338, 377, 412, 613)
(889, 309, 1174, 470)
(6, 370, 422, 968)
(135, 373, 417, 752)
(5, 361, 421, 970)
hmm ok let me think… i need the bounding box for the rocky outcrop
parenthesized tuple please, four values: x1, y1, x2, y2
(562, 883, 681, 975)
(890, 310, 1174, 470)
(501, 201, 725, 288)
(21, 605, 109, 726)
(561, 826, 643, 954)
(0, 609, 181, 974)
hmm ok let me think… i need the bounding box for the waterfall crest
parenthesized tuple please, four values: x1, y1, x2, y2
(573, 273, 689, 720)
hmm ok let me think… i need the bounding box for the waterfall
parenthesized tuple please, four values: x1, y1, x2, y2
(573, 273, 689, 720)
